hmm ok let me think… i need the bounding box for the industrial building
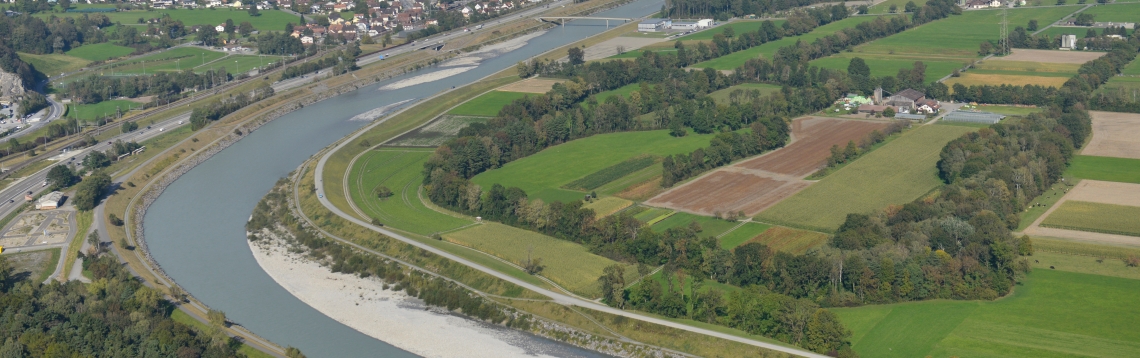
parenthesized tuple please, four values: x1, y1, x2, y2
(638, 18, 671, 32)
(35, 191, 64, 210)
(1061, 34, 1078, 50)
(943, 110, 1005, 124)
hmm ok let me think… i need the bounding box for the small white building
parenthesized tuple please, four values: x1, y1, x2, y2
(215, 23, 226, 32)
(35, 191, 63, 210)
(638, 18, 671, 32)
(1061, 34, 1077, 50)
(672, 21, 698, 30)
(697, 19, 713, 28)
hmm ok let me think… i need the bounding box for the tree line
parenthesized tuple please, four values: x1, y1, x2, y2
(278, 44, 361, 80)
(664, 0, 841, 20)
(189, 83, 275, 130)
(65, 68, 233, 104)
(952, 42, 1137, 106)
(0, 13, 111, 56)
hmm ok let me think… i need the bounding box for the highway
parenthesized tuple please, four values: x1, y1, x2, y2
(0, 113, 190, 229)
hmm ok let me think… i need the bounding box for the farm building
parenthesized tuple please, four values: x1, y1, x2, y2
(857, 104, 896, 114)
(943, 110, 1005, 124)
(639, 18, 671, 32)
(886, 89, 926, 110)
(35, 191, 63, 210)
(894, 113, 927, 121)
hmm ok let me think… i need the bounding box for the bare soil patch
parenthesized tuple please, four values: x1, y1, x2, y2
(645, 117, 887, 216)
(1084, 111, 1140, 159)
(1062, 180, 1140, 207)
(738, 117, 889, 177)
(994, 49, 1106, 64)
(497, 78, 565, 94)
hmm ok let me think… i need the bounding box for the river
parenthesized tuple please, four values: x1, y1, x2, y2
(142, 1, 662, 356)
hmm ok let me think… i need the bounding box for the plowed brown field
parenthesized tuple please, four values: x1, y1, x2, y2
(646, 117, 888, 216)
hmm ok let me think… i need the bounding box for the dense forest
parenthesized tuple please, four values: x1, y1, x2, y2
(0, 13, 111, 55)
(0, 254, 246, 357)
(664, 0, 840, 20)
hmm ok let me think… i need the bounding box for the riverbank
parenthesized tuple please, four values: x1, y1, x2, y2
(248, 234, 579, 358)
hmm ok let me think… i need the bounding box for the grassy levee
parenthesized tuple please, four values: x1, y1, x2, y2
(170, 309, 274, 358)
(447, 90, 531, 116)
(757, 124, 975, 232)
(60, 210, 93, 281)
(834, 269, 1140, 357)
(1067, 155, 1140, 184)
(1041, 201, 1140, 237)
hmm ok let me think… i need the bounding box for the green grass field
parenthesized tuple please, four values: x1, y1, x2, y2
(810, 54, 963, 83)
(349, 149, 473, 236)
(716, 222, 772, 249)
(757, 124, 975, 232)
(591, 83, 642, 104)
(1067, 155, 1140, 184)
(834, 269, 1140, 357)
(447, 90, 529, 117)
(973, 105, 1043, 116)
(856, 6, 1079, 59)
(868, 0, 930, 14)
(1030, 250, 1140, 281)
(693, 16, 882, 70)
(1033, 26, 1092, 38)
(708, 83, 782, 104)
(442, 222, 638, 297)
(65, 43, 136, 62)
(100, 47, 228, 75)
(634, 207, 674, 223)
(594, 162, 662, 197)
(69, 100, 142, 121)
(39, 8, 297, 31)
(1041, 200, 1140, 237)
(744, 226, 830, 254)
(193, 54, 285, 73)
(674, 20, 787, 41)
(650, 212, 741, 238)
(608, 48, 676, 59)
(1017, 179, 1076, 232)
(18, 52, 90, 77)
(471, 130, 715, 203)
(1081, 2, 1140, 23)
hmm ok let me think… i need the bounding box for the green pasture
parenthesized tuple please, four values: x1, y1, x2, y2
(1017, 179, 1077, 232)
(810, 54, 963, 83)
(868, 0, 930, 14)
(1120, 56, 1140, 76)
(649, 211, 741, 238)
(634, 207, 674, 223)
(1067, 155, 1140, 184)
(583, 196, 633, 217)
(834, 269, 1140, 357)
(39, 8, 297, 31)
(745, 226, 831, 254)
(1030, 250, 1140, 281)
(1081, 2, 1140, 23)
(193, 54, 285, 74)
(855, 6, 1079, 59)
(1099, 75, 1140, 93)
(594, 163, 662, 197)
(716, 222, 772, 249)
(590, 83, 642, 104)
(674, 20, 787, 41)
(442, 222, 639, 298)
(447, 90, 529, 117)
(973, 105, 1043, 116)
(693, 16, 882, 70)
(101, 47, 228, 75)
(708, 83, 782, 104)
(69, 100, 142, 121)
(757, 125, 974, 232)
(608, 48, 676, 59)
(470, 130, 715, 203)
(349, 149, 473, 236)
(1033, 26, 1093, 38)
(65, 43, 135, 62)
(1042, 200, 1140, 237)
(18, 52, 90, 77)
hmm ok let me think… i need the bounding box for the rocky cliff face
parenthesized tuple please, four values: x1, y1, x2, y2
(0, 70, 25, 100)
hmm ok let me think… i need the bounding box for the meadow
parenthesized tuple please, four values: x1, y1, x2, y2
(868, 0, 930, 14)
(744, 226, 830, 254)
(594, 162, 662, 197)
(973, 105, 1043, 116)
(708, 83, 782, 104)
(583, 197, 633, 218)
(65, 43, 136, 62)
(442, 222, 639, 297)
(470, 130, 715, 203)
(100, 47, 228, 75)
(193, 54, 285, 74)
(673, 20, 787, 42)
(757, 124, 975, 232)
(633, 207, 674, 223)
(1041, 200, 1140, 237)
(810, 54, 963, 83)
(18, 52, 90, 78)
(716, 222, 772, 249)
(608, 48, 676, 59)
(1067, 155, 1140, 184)
(833, 269, 1140, 357)
(447, 90, 530, 117)
(40, 8, 297, 31)
(348, 149, 473, 236)
(564, 155, 656, 190)
(693, 16, 882, 70)
(649, 212, 740, 238)
(1080, 2, 1140, 23)
(590, 83, 642, 104)
(69, 100, 142, 121)
(855, 6, 1078, 59)
(944, 72, 1070, 89)
(1017, 180, 1076, 232)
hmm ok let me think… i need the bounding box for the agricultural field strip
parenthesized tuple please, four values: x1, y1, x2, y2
(1023, 179, 1140, 244)
(1084, 111, 1140, 159)
(1041, 201, 1140, 237)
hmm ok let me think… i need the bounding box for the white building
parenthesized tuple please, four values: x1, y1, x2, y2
(35, 191, 63, 210)
(1061, 34, 1077, 50)
(638, 18, 671, 32)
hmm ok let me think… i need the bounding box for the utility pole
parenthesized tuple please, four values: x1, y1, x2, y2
(1000, 9, 1009, 56)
